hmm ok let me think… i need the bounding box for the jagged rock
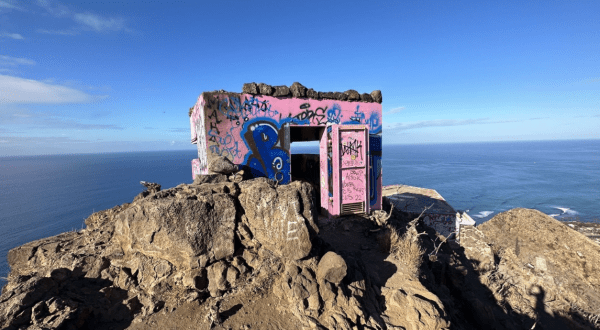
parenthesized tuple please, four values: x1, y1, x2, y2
(226, 266, 240, 286)
(238, 180, 318, 260)
(290, 82, 307, 98)
(459, 225, 494, 271)
(322, 91, 335, 100)
(228, 169, 244, 183)
(333, 91, 347, 101)
(317, 252, 347, 284)
(343, 89, 361, 101)
(272, 85, 291, 97)
(242, 82, 258, 95)
(193, 173, 228, 185)
(140, 181, 161, 194)
(382, 268, 450, 330)
(370, 90, 382, 103)
(360, 93, 373, 102)
(113, 192, 237, 269)
(208, 156, 238, 175)
(306, 88, 320, 100)
(207, 261, 227, 297)
(258, 83, 274, 95)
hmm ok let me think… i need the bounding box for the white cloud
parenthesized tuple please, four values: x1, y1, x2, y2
(385, 106, 405, 114)
(0, 55, 36, 66)
(74, 12, 125, 32)
(36, 0, 70, 17)
(0, 32, 24, 40)
(0, 75, 106, 104)
(36, 28, 79, 36)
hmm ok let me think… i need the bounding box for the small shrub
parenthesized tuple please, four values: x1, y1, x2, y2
(388, 226, 424, 277)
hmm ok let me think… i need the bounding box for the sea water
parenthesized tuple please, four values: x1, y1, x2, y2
(1, 139, 599, 283)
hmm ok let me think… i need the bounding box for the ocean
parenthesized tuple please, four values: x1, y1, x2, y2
(1, 139, 599, 284)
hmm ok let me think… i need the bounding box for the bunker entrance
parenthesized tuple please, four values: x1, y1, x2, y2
(290, 126, 325, 207)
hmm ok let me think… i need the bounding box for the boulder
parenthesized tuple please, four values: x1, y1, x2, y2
(272, 85, 291, 97)
(238, 180, 318, 260)
(242, 82, 258, 95)
(306, 88, 320, 100)
(290, 82, 307, 98)
(317, 252, 347, 284)
(343, 89, 360, 101)
(360, 93, 373, 102)
(258, 83, 274, 96)
(207, 261, 228, 297)
(208, 156, 238, 175)
(113, 192, 237, 269)
(370, 90, 382, 103)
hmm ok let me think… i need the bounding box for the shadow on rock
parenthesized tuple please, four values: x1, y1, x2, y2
(0, 268, 137, 330)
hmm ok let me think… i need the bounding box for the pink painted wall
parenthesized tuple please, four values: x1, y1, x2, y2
(190, 92, 383, 212)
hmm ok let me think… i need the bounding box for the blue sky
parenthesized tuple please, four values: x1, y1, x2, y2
(0, 0, 599, 156)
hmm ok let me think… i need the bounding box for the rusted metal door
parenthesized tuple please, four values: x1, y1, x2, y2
(331, 125, 370, 215)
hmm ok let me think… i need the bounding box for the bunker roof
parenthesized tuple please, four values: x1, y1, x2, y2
(188, 82, 382, 116)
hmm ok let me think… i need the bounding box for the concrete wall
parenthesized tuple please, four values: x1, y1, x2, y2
(190, 90, 382, 210)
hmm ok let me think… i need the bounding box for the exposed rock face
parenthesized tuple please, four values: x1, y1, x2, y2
(113, 192, 237, 268)
(476, 208, 600, 328)
(459, 225, 494, 271)
(2, 180, 599, 330)
(238, 179, 318, 260)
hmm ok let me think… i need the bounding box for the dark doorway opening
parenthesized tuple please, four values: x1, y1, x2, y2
(290, 126, 325, 209)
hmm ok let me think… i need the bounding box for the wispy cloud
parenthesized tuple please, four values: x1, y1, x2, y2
(384, 118, 527, 132)
(0, 75, 107, 104)
(0, 0, 24, 10)
(73, 12, 126, 32)
(36, 28, 79, 36)
(35, 1, 127, 33)
(0, 32, 24, 40)
(0, 55, 36, 66)
(385, 106, 405, 114)
(36, 0, 70, 17)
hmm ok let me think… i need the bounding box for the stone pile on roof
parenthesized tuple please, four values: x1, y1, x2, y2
(241, 82, 382, 103)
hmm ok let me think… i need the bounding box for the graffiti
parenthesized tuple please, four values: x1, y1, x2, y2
(209, 142, 241, 159)
(342, 169, 366, 203)
(191, 158, 202, 180)
(292, 103, 327, 125)
(341, 138, 363, 158)
(192, 92, 383, 214)
(342, 106, 381, 134)
(423, 214, 456, 238)
(242, 96, 279, 119)
(348, 106, 365, 123)
(326, 104, 341, 124)
(243, 119, 291, 183)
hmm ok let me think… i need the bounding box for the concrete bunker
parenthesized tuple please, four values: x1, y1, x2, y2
(189, 82, 383, 217)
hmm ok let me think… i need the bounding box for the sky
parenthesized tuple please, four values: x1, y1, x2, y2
(0, 0, 599, 156)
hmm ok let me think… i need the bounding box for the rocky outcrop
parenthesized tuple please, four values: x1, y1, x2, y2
(2, 180, 600, 330)
(238, 179, 318, 260)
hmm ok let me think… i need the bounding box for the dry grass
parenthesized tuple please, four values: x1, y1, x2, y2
(384, 225, 424, 277)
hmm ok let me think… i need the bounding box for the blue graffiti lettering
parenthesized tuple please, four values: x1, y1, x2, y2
(243, 119, 290, 183)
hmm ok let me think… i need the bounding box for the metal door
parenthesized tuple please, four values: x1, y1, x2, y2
(332, 125, 369, 215)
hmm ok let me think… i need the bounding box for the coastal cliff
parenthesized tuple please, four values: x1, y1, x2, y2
(1, 166, 599, 329)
